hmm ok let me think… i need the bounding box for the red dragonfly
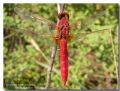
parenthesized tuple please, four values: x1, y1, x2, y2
(13, 4, 113, 87)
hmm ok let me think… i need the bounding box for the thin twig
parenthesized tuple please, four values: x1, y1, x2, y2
(57, 3, 65, 14)
(45, 45, 57, 89)
(109, 29, 118, 88)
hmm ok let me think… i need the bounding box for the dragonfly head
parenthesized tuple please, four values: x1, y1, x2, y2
(58, 12, 69, 20)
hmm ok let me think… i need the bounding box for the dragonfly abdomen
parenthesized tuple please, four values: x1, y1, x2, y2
(60, 38, 68, 86)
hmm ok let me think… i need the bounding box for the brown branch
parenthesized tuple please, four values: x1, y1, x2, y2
(45, 45, 57, 89)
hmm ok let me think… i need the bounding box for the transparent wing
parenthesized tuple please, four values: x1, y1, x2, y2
(4, 5, 58, 64)
(12, 7, 58, 53)
(69, 8, 117, 43)
(68, 7, 118, 56)
(70, 10, 106, 31)
(14, 7, 56, 28)
(13, 6, 56, 43)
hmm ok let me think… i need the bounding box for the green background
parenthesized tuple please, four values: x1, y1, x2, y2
(4, 4, 118, 89)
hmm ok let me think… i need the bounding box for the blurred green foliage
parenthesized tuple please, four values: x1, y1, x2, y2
(4, 4, 118, 89)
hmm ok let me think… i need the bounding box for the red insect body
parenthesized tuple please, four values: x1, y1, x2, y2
(60, 38, 68, 86)
(55, 12, 70, 86)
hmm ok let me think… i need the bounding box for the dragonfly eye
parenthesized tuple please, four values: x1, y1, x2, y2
(58, 12, 69, 20)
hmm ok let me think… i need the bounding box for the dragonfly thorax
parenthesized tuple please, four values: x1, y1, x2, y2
(54, 12, 72, 44)
(57, 16, 70, 36)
